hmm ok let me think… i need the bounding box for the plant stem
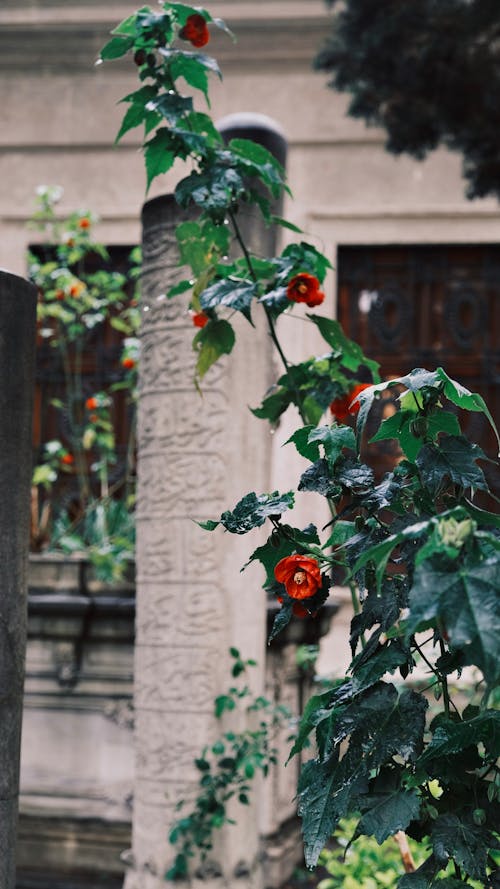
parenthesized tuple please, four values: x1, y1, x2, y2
(438, 638, 451, 718)
(227, 208, 308, 425)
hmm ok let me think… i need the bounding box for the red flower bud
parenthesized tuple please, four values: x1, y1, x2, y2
(286, 273, 325, 308)
(85, 397, 98, 410)
(274, 554, 321, 601)
(122, 357, 136, 369)
(61, 453, 74, 465)
(78, 217, 90, 229)
(179, 13, 210, 48)
(191, 311, 209, 328)
(329, 383, 371, 422)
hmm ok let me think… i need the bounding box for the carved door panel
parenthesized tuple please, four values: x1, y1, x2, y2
(337, 244, 500, 496)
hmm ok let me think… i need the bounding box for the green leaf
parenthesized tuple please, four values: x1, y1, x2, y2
(143, 128, 175, 190)
(115, 101, 148, 143)
(100, 35, 133, 60)
(229, 137, 286, 198)
(432, 813, 494, 881)
(170, 56, 211, 103)
(308, 424, 356, 465)
(270, 215, 303, 233)
(149, 92, 193, 125)
(200, 277, 257, 322)
(406, 557, 500, 685)
(251, 389, 293, 423)
(420, 711, 500, 763)
(111, 10, 143, 36)
(218, 490, 295, 535)
(192, 319, 235, 378)
(285, 425, 320, 461)
(175, 164, 245, 210)
(357, 788, 421, 844)
(416, 436, 489, 496)
(370, 410, 462, 462)
(288, 682, 354, 761)
(268, 600, 293, 643)
(197, 518, 220, 531)
(437, 367, 500, 455)
(308, 315, 380, 378)
(299, 459, 339, 498)
(298, 755, 368, 868)
(350, 642, 411, 695)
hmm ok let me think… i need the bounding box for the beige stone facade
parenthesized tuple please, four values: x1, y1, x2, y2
(3, 1, 500, 885)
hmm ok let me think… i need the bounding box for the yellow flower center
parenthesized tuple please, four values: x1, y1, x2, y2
(297, 283, 308, 294)
(293, 570, 307, 585)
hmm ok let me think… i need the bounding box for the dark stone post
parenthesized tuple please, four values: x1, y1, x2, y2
(0, 271, 37, 888)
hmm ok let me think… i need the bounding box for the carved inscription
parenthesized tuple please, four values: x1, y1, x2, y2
(134, 646, 218, 713)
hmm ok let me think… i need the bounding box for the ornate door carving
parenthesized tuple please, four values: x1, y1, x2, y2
(337, 244, 500, 496)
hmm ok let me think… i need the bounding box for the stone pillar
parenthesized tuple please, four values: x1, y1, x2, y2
(0, 271, 37, 888)
(125, 117, 288, 889)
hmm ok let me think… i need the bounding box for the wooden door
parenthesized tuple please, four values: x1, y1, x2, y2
(337, 244, 500, 497)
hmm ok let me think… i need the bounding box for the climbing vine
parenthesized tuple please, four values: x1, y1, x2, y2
(102, 6, 500, 886)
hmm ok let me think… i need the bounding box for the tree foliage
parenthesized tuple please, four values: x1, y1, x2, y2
(314, 0, 500, 200)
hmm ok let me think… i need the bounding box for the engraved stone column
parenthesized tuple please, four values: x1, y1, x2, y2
(0, 271, 37, 888)
(126, 117, 288, 889)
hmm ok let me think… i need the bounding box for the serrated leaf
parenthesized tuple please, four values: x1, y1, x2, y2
(197, 518, 220, 531)
(370, 409, 462, 462)
(420, 711, 500, 762)
(192, 318, 235, 378)
(437, 367, 500, 455)
(200, 277, 257, 322)
(270, 215, 303, 233)
(406, 557, 500, 685)
(308, 424, 356, 465)
(288, 682, 354, 761)
(298, 459, 339, 498)
(175, 164, 244, 210)
(416, 436, 489, 496)
(229, 137, 286, 198)
(143, 128, 175, 190)
(298, 755, 368, 868)
(219, 490, 294, 535)
(251, 389, 293, 423)
(100, 35, 133, 60)
(115, 101, 148, 143)
(149, 92, 193, 124)
(268, 600, 293, 643)
(308, 315, 380, 378)
(285, 425, 320, 461)
(398, 855, 440, 889)
(432, 813, 494, 881)
(350, 642, 411, 695)
(357, 788, 421, 844)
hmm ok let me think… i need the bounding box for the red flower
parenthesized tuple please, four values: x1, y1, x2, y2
(61, 453, 74, 465)
(69, 281, 84, 297)
(89, 413, 99, 424)
(274, 554, 321, 601)
(191, 311, 209, 329)
(179, 14, 210, 48)
(329, 383, 371, 422)
(122, 357, 136, 369)
(55, 289, 65, 301)
(85, 396, 98, 410)
(78, 217, 90, 229)
(286, 273, 325, 308)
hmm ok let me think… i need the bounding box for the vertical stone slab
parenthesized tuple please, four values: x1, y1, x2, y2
(0, 271, 37, 888)
(124, 194, 268, 889)
(126, 117, 288, 889)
